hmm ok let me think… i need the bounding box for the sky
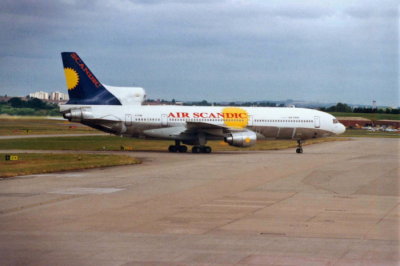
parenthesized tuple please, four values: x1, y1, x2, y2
(0, 0, 398, 106)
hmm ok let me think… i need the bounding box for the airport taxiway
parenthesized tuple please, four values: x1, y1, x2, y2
(0, 138, 399, 265)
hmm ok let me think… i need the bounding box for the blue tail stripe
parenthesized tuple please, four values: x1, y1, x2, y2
(61, 52, 121, 105)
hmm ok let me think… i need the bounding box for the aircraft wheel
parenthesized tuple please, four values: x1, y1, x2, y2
(192, 146, 200, 153)
(203, 146, 212, 153)
(296, 147, 303, 154)
(178, 145, 188, 153)
(168, 145, 177, 152)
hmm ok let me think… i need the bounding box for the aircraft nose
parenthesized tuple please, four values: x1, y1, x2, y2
(336, 123, 346, 135)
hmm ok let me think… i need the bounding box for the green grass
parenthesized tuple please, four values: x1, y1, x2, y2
(1, 113, 399, 138)
(329, 112, 400, 120)
(340, 129, 400, 138)
(0, 117, 99, 136)
(212, 137, 349, 151)
(0, 135, 348, 152)
(0, 153, 141, 178)
(0, 136, 164, 150)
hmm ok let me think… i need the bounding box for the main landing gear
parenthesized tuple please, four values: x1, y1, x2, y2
(296, 140, 304, 154)
(191, 146, 212, 154)
(168, 140, 188, 153)
(167, 141, 212, 154)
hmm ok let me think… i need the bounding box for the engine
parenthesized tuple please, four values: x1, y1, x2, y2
(63, 108, 93, 122)
(224, 131, 257, 147)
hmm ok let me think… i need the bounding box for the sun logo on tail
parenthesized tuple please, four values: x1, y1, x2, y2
(64, 68, 79, 90)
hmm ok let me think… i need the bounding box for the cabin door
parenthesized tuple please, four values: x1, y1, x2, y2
(125, 114, 132, 126)
(161, 114, 168, 127)
(247, 115, 253, 127)
(314, 116, 320, 128)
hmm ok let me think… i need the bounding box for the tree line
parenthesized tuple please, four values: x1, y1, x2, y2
(180, 100, 399, 114)
(319, 103, 399, 114)
(0, 97, 60, 116)
(7, 97, 56, 110)
(1, 97, 398, 116)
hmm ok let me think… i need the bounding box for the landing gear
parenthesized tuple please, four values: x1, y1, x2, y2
(296, 140, 304, 154)
(168, 145, 177, 152)
(169, 139, 212, 154)
(203, 146, 212, 154)
(168, 145, 188, 153)
(168, 140, 188, 153)
(178, 145, 188, 153)
(192, 146, 212, 154)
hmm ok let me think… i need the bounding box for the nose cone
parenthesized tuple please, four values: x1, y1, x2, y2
(335, 123, 346, 135)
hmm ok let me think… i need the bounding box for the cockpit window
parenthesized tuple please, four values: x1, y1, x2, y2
(333, 119, 338, 124)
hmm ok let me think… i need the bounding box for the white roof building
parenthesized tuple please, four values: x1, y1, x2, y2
(29, 91, 49, 100)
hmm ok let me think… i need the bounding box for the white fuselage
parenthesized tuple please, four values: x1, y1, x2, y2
(59, 51, 346, 152)
(60, 104, 345, 143)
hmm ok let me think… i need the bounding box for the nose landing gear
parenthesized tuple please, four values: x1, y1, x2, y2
(296, 140, 304, 154)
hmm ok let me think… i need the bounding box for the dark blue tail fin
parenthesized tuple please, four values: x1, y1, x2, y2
(61, 52, 121, 105)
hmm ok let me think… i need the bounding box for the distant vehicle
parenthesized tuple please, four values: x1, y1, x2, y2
(59, 52, 346, 154)
(384, 128, 399, 132)
(362, 126, 375, 131)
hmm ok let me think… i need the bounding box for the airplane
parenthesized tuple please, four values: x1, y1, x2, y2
(60, 52, 346, 154)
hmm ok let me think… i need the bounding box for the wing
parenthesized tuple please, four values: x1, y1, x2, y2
(142, 121, 250, 140)
(185, 122, 259, 147)
(185, 121, 247, 136)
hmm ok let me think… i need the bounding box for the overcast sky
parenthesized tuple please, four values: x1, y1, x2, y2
(0, 0, 398, 106)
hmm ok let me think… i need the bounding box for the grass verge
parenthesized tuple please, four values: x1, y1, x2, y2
(0, 153, 141, 178)
(329, 112, 400, 120)
(0, 135, 349, 151)
(340, 129, 400, 138)
(0, 117, 99, 136)
(210, 137, 348, 151)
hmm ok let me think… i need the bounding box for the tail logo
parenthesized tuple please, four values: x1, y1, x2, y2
(64, 67, 79, 90)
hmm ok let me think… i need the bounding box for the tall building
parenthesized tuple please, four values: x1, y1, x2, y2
(28, 91, 69, 101)
(29, 91, 49, 100)
(50, 91, 69, 101)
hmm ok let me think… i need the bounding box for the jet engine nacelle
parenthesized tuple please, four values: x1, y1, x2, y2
(63, 108, 93, 122)
(225, 131, 257, 147)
